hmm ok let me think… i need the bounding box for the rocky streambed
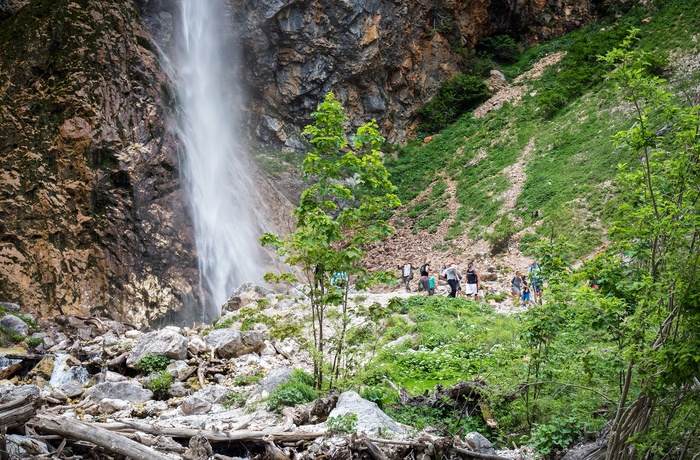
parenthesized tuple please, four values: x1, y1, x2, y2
(0, 287, 531, 460)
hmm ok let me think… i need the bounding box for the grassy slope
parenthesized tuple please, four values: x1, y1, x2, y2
(385, 0, 700, 260)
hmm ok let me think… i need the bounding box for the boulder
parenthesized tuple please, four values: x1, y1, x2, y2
(221, 283, 272, 313)
(58, 380, 85, 399)
(126, 329, 188, 366)
(166, 360, 191, 379)
(204, 329, 265, 359)
(181, 385, 228, 415)
(0, 302, 20, 312)
(0, 384, 40, 404)
(188, 336, 207, 355)
(0, 313, 28, 337)
(98, 398, 131, 414)
(83, 381, 153, 403)
(464, 432, 496, 455)
(328, 391, 406, 437)
(257, 367, 292, 397)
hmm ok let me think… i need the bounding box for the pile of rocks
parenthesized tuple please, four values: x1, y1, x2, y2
(0, 286, 520, 459)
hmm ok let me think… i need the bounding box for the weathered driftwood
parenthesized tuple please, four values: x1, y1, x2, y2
(453, 445, 511, 460)
(0, 393, 39, 428)
(0, 362, 23, 380)
(98, 419, 328, 443)
(30, 414, 172, 460)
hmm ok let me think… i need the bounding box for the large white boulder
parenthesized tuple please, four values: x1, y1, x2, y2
(204, 329, 265, 359)
(126, 328, 188, 366)
(84, 381, 153, 403)
(328, 391, 406, 437)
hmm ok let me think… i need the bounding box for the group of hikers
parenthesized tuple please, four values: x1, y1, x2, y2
(399, 260, 543, 306)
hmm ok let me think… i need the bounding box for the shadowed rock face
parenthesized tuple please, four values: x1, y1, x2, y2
(229, 0, 606, 148)
(0, 0, 199, 326)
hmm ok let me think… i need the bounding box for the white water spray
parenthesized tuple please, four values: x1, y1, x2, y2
(177, 0, 263, 319)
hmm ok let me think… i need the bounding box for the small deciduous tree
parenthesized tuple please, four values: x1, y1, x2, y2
(261, 92, 401, 390)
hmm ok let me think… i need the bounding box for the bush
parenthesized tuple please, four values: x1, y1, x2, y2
(327, 413, 358, 433)
(266, 369, 317, 411)
(137, 354, 170, 374)
(477, 35, 521, 63)
(148, 370, 173, 400)
(25, 337, 42, 348)
(418, 74, 490, 134)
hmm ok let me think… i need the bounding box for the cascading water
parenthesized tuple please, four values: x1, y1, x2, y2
(176, 0, 263, 319)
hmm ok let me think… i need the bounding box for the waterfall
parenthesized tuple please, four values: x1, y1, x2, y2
(176, 0, 263, 320)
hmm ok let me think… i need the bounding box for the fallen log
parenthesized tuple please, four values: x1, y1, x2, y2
(453, 445, 511, 460)
(0, 393, 39, 428)
(30, 414, 172, 460)
(98, 420, 328, 443)
(0, 362, 23, 380)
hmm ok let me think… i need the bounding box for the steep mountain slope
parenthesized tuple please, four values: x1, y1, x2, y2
(370, 0, 700, 280)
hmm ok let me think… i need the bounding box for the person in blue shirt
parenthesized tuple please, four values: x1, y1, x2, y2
(529, 261, 542, 304)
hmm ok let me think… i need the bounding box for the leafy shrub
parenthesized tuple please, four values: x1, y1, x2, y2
(327, 413, 358, 433)
(418, 74, 490, 134)
(148, 370, 173, 400)
(137, 354, 170, 374)
(531, 416, 581, 455)
(25, 337, 42, 348)
(214, 316, 235, 329)
(477, 35, 521, 63)
(224, 390, 249, 408)
(232, 373, 263, 386)
(266, 369, 317, 411)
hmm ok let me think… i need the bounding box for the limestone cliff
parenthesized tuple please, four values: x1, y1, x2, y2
(0, 0, 199, 327)
(231, 0, 616, 148)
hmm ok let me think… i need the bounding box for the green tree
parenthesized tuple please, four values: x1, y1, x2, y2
(261, 92, 401, 390)
(596, 29, 700, 460)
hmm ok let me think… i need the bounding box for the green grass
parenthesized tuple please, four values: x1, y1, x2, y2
(384, 0, 700, 257)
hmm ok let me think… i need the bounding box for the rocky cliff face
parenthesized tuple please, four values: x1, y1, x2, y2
(0, 0, 199, 327)
(0, 0, 620, 326)
(231, 0, 610, 149)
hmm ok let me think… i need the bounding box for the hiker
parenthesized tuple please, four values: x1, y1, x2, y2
(419, 262, 431, 294)
(399, 261, 413, 292)
(529, 261, 542, 303)
(464, 262, 480, 298)
(521, 280, 531, 307)
(428, 275, 436, 296)
(444, 262, 460, 298)
(510, 270, 522, 299)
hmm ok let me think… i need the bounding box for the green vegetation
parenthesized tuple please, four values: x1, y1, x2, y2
(24, 337, 42, 348)
(261, 92, 400, 389)
(384, 0, 700, 260)
(266, 369, 317, 411)
(327, 413, 358, 434)
(417, 73, 490, 135)
(137, 354, 170, 375)
(147, 370, 173, 400)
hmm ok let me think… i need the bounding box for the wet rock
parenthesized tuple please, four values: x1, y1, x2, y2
(328, 390, 406, 437)
(204, 329, 265, 359)
(126, 329, 188, 366)
(84, 381, 153, 403)
(183, 435, 213, 460)
(0, 314, 28, 337)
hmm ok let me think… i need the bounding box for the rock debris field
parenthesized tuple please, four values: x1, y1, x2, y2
(0, 285, 534, 460)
